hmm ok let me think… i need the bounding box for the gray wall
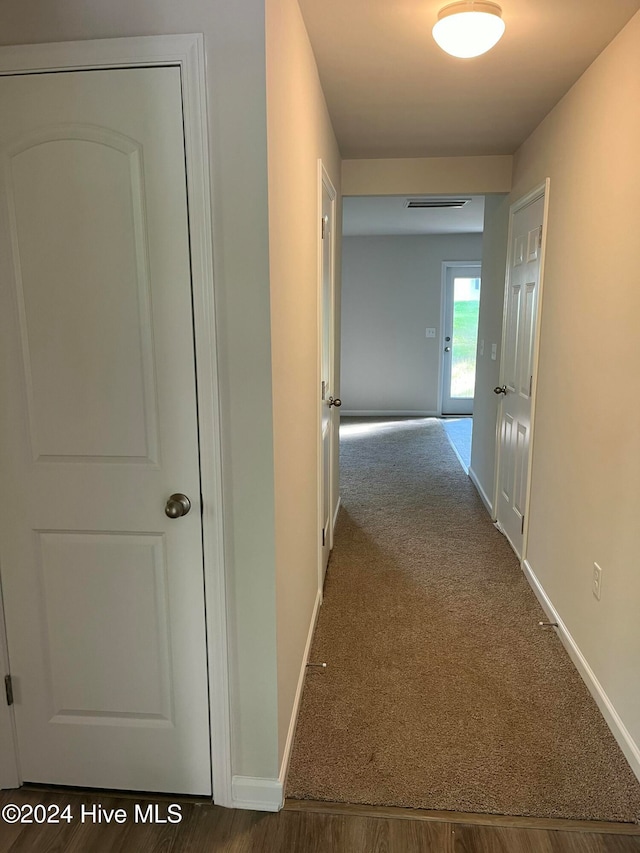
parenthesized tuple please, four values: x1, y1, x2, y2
(509, 10, 640, 771)
(265, 0, 342, 771)
(341, 233, 483, 414)
(0, 0, 279, 780)
(469, 194, 510, 512)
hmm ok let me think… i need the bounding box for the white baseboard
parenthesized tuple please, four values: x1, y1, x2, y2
(232, 585, 321, 814)
(278, 588, 323, 794)
(332, 495, 341, 531)
(340, 410, 439, 417)
(468, 466, 495, 518)
(522, 559, 640, 784)
(231, 776, 283, 812)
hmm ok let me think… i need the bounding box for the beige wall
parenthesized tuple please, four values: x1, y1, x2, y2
(342, 156, 513, 197)
(265, 0, 342, 770)
(0, 0, 280, 780)
(512, 10, 640, 765)
(341, 234, 482, 414)
(469, 194, 510, 511)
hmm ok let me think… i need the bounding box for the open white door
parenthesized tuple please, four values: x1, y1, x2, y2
(0, 66, 211, 794)
(494, 185, 548, 558)
(319, 164, 338, 588)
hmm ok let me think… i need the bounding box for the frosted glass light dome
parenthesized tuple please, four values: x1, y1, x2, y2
(433, 1, 506, 59)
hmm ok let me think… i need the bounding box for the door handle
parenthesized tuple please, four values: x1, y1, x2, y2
(165, 493, 191, 518)
(328, 396, 342, 408)
(444, 346, 451, 352)
(493, 385, 507, 395)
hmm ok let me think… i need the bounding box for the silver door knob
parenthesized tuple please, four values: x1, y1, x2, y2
(328, 397, 342, 408)
(493, 385, 507, 395)
(444, 346, 451, 352)
(165, 493, 191, 518)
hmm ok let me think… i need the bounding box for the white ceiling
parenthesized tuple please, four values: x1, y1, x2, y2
(297, 0, 640, 158)
(343, 195, 486, 236)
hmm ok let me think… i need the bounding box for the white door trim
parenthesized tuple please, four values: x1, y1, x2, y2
(438, 260, 483, 416)
(317, 161, 337, 598)
(0, 35, 233, 807)
(492, 179, 551, 565)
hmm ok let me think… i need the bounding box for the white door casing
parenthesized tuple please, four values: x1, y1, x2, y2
(318, 163, 338, 591)
(441, 262, 482, 416)
(494, 183, 549, 559)
(0, 36, 231, 804)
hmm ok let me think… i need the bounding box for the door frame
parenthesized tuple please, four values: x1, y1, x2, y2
(438, 260, 482, 416)
(0, 34, 233, 807)
(492, 179, 550, 564)
(0, 577, 19, 788)
(317, 161, 337, 598)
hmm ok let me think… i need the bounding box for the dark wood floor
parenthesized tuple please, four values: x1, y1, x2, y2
(1, 789, 639, 852)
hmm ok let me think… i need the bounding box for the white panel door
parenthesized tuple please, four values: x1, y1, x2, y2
(495, 194, 545, 557)
(320, 172, 338, 584)
(0, 67, 211, 794)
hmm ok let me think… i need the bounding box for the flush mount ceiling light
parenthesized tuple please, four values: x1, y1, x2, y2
(433, 1, 506, 59)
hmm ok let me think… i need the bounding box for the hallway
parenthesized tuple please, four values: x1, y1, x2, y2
(286, 418, 640, 823)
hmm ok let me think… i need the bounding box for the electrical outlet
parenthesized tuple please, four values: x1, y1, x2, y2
(425, 327, 436, 338)
(592, 562, 603, 601)
(479, 339, 485, 356)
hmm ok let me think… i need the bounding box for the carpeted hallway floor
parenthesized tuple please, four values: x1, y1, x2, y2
(286, 417, 640, 823)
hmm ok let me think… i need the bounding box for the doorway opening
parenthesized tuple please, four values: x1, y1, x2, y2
(441, 261, 482, 473)
(337, 194, 485, 421)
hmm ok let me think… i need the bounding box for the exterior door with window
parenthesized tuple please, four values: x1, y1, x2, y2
(442, 265, 482, 415)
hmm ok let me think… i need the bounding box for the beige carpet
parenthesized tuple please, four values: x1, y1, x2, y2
(286, 417, 640, 823)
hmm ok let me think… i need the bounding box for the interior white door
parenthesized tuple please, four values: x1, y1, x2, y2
(0, 67, 211, 794)
(320, 172, 337, 584)
(495, 194, 545, 557)
(442, 264, 482, 415)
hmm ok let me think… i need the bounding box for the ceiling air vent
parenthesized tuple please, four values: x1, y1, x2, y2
(404, 198, 471, 209)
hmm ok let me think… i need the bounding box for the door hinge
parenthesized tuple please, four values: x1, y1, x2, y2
(322, 528, 326, 547)
(521, 516, 525, 535)
(321, 217, 326, 239)
(538, 226, 543, 248)
(321, 380, 326, 401)
(529, 375, 533, 397)
(5, 675, 13, 707)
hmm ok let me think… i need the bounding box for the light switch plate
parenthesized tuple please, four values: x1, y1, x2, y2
(491, 343, 498, 361)
(425, 328, 436, 338)
(593, 562, 603, 601)
(479, 339, 485, 356)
